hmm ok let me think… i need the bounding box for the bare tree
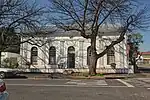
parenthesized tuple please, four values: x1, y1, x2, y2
(48, 0, 150, 75)
(0, 0, 45, 67)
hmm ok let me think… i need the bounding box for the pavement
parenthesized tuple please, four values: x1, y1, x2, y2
(4, 78, 150, 100)
(16, 72, 150, 80)
(123, 78, 150, 87)
(13, 65, 150, 80)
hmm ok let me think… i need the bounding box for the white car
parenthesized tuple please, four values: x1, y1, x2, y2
(0, 67, 20, 79)
(0, 79, 8, 100)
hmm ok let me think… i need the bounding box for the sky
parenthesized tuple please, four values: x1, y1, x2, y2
(31, 0, 150, 52)
(138, 0, 150, 52)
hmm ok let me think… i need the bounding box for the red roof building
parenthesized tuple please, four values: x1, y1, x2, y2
(140, 51, 150, 64)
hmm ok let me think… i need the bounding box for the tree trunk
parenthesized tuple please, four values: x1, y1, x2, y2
(133, 64, 139, 73)
(89, 55, 97, 75)
(0, 51, 1, 67)
(130, 58, 139, 73)
(133, 58, 139, 73)
(89, 36, 97, 75)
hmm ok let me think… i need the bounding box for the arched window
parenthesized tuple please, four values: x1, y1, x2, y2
(31, 47, 38, 64)
(49, 46, 56, 65)
(87, 46, 91, 65)
(107, 47, 115, 65)
(67, 46, 75, 68)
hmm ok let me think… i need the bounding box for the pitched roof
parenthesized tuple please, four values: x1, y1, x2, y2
(141, 51, 150, 55)
(32, 26, 121, 37)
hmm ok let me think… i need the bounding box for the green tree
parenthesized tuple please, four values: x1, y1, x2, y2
(127, 33, 143, 73)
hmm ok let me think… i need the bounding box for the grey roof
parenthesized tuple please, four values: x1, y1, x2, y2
(24, 25, 121, 37)
(38, 27, 121, 37)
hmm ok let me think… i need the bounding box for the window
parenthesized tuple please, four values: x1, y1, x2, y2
(107, 47, 115, 65)
(67, 46, 75, 68)
(49, 46, 56, 65)
(87, 46, 91, 65)
(31, 47, 38, 64)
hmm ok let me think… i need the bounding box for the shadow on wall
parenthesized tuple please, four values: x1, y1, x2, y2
(115, 68, 129, 74)
(29, 68, 41, 73)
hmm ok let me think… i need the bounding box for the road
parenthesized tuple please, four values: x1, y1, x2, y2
(4, 78, 150, 100)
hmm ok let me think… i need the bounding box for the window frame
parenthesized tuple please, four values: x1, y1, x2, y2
(49, 46, 56, 65)
(107, 47, 115, 65)
(31, 47, 38, 65)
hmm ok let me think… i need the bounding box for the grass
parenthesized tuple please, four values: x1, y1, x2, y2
(96, 73, 104, 76)
(91, 73, 104, 77)
(71, 72, 104, 77)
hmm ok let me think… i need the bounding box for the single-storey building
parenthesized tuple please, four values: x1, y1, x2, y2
(140, 52, 150, 64)
(19, 27, 132, 73)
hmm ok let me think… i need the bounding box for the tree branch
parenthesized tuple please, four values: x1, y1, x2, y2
(97, 30, 126, 58)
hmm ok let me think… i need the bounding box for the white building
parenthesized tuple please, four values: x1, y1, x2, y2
(1, 52, 19, 61)
(19, 28, 132, 73)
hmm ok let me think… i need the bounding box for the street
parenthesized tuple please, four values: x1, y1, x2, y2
(4, 78, 150, 100)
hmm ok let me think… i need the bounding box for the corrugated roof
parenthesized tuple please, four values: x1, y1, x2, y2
(33, 26, 121, 37)
(141, 52, 150, 55)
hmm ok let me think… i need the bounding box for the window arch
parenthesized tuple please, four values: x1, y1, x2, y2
(107, 47, 115, 65)
(87, 46, 91, 65)
(67, 46, 75, 68)
(31, 47, 38, 64)
(49, 46, 56, 65)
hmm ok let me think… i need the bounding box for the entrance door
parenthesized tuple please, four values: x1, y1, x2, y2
(67, 46, 75, 68)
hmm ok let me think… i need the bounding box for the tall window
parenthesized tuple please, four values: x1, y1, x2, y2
(49, 46, 56, 65)
(87, 46, 91, 65)
(31, 47, 38, 64)
(107, 47, 115, 65)
(67, 46, 75, 68)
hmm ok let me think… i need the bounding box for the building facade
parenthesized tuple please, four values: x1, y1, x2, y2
(140, 52, 150, 64)
(1, 52, 20, 68)
(19, 29, 131, 73)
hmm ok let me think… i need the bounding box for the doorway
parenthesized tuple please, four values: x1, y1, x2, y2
(67, 46, 75, 68)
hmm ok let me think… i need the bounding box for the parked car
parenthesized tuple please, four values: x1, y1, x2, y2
(0, 65, 21, 78)
(0, 79, 9, 100)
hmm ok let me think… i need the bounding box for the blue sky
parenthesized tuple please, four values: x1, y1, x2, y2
(138, 0, 150, 51)
(32, 0, 150, 52)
